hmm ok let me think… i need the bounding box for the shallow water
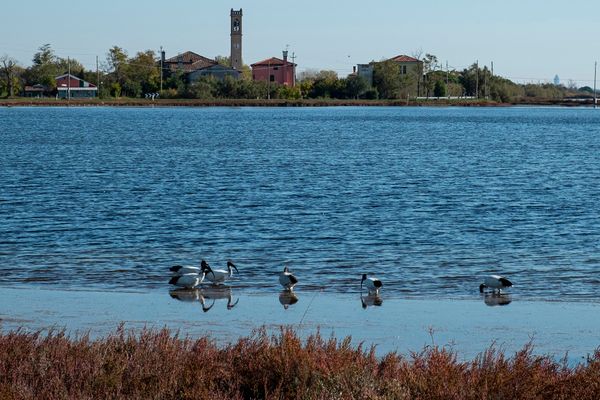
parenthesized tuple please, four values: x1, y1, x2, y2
(1, 286, 600, 363)
(1, 106, 600, 300)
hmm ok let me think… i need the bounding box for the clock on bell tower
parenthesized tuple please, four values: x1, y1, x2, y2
(230, 9, 243, 71)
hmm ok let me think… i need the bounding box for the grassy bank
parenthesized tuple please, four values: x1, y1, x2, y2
(1, 97, 597, 108)
(0, 327, 599, 399)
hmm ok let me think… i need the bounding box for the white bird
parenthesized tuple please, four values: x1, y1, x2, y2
(168, 273, 205, 289)
(201, 260, 239, 285)
(279, 266, 298, 291)
(169, 260, 209, 276)
(361, 274, 382, 295)
(479, 275, 513, 293)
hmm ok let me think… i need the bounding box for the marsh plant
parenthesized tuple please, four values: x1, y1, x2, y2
(0, 326, 599, 399)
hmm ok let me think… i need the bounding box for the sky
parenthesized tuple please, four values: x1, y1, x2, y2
(2, 0, 600, 86)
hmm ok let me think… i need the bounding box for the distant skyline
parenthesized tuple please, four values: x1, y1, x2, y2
(2, 0, 600, 86)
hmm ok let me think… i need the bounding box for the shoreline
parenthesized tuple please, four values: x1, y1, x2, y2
(2, 285, 600, 364)
(0, 97, 596, 108)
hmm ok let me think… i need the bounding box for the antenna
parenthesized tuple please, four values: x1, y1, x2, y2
(594, 61, 597, 109)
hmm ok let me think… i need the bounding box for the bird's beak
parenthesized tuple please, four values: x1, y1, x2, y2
(229, 261, 239, 274)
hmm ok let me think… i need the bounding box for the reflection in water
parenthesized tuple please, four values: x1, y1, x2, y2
(279, 290, 299, 310)
(483, 293, 512, 307)
(361, 294, 383, 309)
(169, 286, 239, 312)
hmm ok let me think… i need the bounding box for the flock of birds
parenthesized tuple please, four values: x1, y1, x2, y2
(169, 259, 514, 299)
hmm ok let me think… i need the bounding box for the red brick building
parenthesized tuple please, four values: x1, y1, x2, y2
(251, 51, 296, 86)
(56, 74, 97, 98)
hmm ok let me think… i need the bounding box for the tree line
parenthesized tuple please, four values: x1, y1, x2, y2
(0, 44, 589, 102)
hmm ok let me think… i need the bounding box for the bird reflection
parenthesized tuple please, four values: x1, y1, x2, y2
(361, 294, 383, 309)
(169, 286, 239, 312)
(278, 290, 299, 310)
(483, 293, 512, 307)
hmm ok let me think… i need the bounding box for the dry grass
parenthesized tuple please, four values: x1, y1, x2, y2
(0, 326, 599, 400)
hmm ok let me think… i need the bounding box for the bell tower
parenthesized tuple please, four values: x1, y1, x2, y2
(230, 8, 243, 70)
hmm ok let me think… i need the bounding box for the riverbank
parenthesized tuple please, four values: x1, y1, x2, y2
(0, 97, 596, 107)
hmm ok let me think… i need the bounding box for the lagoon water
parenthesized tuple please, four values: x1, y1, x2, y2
(1, 106, 600, 301)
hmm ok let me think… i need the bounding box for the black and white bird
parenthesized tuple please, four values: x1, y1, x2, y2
(170, 260, 209, 276)
(201, 260, 238, 285)
(479, 275, 513, 293)
(168, 273, 205, 289)
(279, 266, 298, 291)
(361, 274, 383, 295)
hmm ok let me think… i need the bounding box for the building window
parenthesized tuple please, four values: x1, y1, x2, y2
(401, 65, 407, 74)
(270, 75, 275, 82)
(273, 67, 279, 70)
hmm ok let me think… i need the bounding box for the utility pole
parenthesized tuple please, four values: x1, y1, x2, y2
(594, 61, 597, 109)
(67, 56, 71, 102)
(491, 61, 494, 77)
(160, 45, 163, 93)
(484, 65, 488, 99)
(446, 60, 449, 87)
(96, 55, 100, 99)
(475, 60, 479, 99)
(267, 60, 271, 100)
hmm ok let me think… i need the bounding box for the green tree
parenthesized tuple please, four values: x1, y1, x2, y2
(433, 80, 447, 97)
(1, 55, 22, 97)
(27, 44, 59, 87)
(373, 60, 402, 99)
(344, 75, 368, 99)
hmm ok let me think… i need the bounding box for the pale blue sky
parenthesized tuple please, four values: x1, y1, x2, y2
(2, 0, 600, 86)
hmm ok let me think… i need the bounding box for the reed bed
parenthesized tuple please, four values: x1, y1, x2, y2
(0, 326, 599, 400)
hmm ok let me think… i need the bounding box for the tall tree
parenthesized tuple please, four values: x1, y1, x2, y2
(1, 55, 22, 97)
(373, 60, 402, 99)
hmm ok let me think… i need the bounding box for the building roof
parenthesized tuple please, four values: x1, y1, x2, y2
(251, 57, 296, 67)
(164, 51, 217, 72)
(389, 55, 421, 63)
(55, 74, 97, 88)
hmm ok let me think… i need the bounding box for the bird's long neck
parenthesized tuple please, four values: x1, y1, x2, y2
(228, 266, 234, 277)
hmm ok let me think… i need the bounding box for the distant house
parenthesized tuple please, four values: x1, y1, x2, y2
(162, 51, 240, 82)
(388, 54, 422, 76)
(23, 84, 48, 98)
(356, 64, 374, 86)
(56, 74, 97, 98)
(355, 54, 423, 86)
(251, 51, 296, 86)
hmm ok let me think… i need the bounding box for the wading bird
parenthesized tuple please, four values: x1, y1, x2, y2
(168, 273, 206, 289)
(170, 260, 210, 276)
(479, 275, 513, 293)
(279, 266, 298, 291)
(201, 260, 238, 285)
(361, 274, 382, 295)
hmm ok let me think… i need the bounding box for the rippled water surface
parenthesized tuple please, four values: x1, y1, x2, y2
(1, 106, 599, 300)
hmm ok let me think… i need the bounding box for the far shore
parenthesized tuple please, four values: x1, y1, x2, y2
(0, 97, 597, 108)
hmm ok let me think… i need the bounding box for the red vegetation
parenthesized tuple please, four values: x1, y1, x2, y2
(0, 326, 599, 399)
